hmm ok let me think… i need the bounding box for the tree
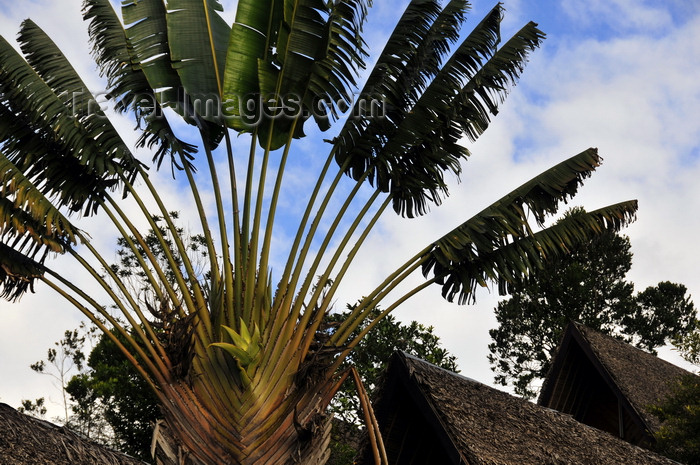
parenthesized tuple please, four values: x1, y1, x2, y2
(17, 397, 47, 418)
(66, 327, 161, 462)
(69, 220, 458, 463)
(61, 309, 457, 465)
(20, 323, 116, 444)
(26, 327, 87, 424)
(673, 320, 700, 366)
(488, 210, 697, 398)
(649, 327, 700, 465)
(650, 373, 700, 465)
(0, 1, 638, 463)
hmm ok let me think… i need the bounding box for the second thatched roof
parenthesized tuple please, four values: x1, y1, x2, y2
(359, 352, 681, 465)
(539, 322, 695, 438)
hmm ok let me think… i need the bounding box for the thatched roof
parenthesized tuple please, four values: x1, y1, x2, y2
(539, 322, 694, 438)
(359, 352, 681, 465)
(0, 403, 146, 465)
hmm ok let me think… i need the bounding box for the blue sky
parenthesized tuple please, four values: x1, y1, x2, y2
(1, 0, 699, 420)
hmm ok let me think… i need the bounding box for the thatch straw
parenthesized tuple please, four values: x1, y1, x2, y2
(0, 403, 145, 465)
(573, 323, 694, 431)
(360, 353, 682, 465)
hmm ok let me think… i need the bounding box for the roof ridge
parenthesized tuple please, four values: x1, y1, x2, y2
(568, 323, 695, 433)
(573, 322, 694, 375)
(400, 351, 483, 385)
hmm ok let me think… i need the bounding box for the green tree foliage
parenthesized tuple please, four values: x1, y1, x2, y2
(488, 210, 697, 399)
(651, 327, 700, 465)
(26, 328, 87, 423)
(66, 329, 160, 463)
(673, 321, 700, 366)
(17, 397, 47, 418)
(650, 374, 700, 465)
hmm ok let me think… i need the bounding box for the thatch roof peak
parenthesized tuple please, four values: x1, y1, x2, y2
(539, 322, 695, 435)
(0, 402, 146, 465)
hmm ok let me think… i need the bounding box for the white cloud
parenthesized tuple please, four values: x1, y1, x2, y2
(560, 0, 675, 33)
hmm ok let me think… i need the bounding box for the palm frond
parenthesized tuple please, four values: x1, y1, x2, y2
(457, 21, 546, 141)
(0, 103, 116, 217)
(223, 0, 370, 148)
(82, 0, 198, 168)
(385, 17, 544, 217)
(165, 0, 230, 105)
(419, 148, 637, 303)
(422, 148, 603, 277)
(305, 0, 372, 128)
(122, 0, 181, 103)
(280, 0, 370, 126)
(0, 36, 126, 214)
(332, 4, 520, 217)
(121, 0, 224, 146)
(18, 19, 139, 183)
(0, 241, 45, 301)
(332, 0, 448, 168)
(223, 0, 283, 131)
(434, 201, 639, 304)
(392, 0, 469, 108)
(0, 152, 78, 252)
(0, 150, 81, 301)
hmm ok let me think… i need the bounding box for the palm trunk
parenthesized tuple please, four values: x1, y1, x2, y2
(151, 381, 334, 465)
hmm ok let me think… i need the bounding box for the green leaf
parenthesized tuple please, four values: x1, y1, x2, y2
(18, 20, 139, 182)
(0, 36, 123, 214)
(212, 342, 255, 366)
(122, 0, 181, 98)
(83, 0, 198, 168)
(214, 321, 262, 370)
(223, 0, 370, 148)
(166, 0, 231, 108)
(223, 0, 283, 130)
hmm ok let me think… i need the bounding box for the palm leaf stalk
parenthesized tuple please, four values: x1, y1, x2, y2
(0, 1, 639, 464)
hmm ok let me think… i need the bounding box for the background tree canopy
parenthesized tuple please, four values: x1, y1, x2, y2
(650, 373, 700, 465)
(649, 326, 700, 465)
(66, 327, 161, 462)
(488, 208, 697, 399)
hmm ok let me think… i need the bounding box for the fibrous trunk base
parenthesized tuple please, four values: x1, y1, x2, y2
(151, 414, 333, 465)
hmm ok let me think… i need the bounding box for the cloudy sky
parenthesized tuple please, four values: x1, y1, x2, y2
(1, 0, 699, 420)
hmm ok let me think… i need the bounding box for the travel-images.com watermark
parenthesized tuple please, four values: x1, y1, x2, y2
(73, 89, 387, 126)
